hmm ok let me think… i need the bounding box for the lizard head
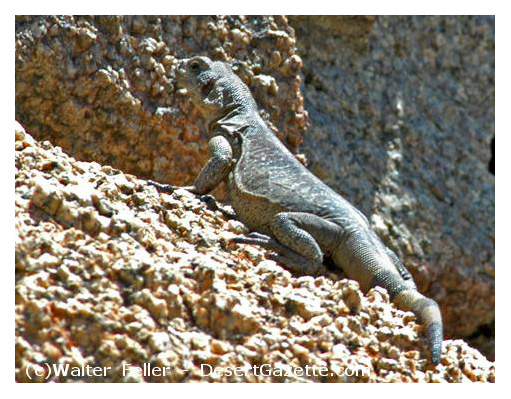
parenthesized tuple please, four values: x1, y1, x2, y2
(176, 56, 256, 124)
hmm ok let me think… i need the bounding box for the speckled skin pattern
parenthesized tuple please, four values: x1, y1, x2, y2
(149, 56, 443, 364)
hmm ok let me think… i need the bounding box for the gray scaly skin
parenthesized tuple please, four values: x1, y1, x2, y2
(149, 56, 443, 364)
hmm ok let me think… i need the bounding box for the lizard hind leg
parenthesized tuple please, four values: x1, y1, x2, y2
(233, 231, 328, 275)
(233, 212, 342, 276)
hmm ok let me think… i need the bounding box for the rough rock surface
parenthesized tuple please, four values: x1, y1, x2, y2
(15, 15, 307, 199)
(15, 123, 494, 382)
(15, 15, 494, 359)
(289, 16, 495, 356)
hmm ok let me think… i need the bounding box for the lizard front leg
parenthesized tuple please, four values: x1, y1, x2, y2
(234, 212, 343, 276)
(148, 135, 234, 195)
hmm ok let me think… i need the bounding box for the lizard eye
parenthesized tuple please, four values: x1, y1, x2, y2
(189, 60, 203, 74)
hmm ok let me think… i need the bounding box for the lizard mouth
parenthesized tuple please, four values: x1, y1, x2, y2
(199, 78, 215, 98)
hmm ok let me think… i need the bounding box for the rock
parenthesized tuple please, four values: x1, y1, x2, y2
(15, 14, 494, 381)
(15, 123, 494, 382)
(15, 16, 307, 201)
(289, 16, 494, 357)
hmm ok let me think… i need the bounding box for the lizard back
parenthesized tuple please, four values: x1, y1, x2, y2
(229, 120, 369, 234)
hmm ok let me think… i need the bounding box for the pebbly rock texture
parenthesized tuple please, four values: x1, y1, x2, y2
(15, 122, 494, 382)
(15, 15, 307, 199)
(15, 15, 494, 360)
(289, 16, 495, 357)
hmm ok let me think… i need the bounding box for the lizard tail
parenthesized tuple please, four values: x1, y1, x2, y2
(393, 288, 443, 365)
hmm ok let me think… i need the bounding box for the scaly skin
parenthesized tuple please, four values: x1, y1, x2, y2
(148, 56, 443, 364)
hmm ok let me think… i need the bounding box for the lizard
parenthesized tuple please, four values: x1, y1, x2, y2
(148, 56, 443, 365)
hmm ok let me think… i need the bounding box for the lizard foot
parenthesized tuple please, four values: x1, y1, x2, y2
(147, 180, 196, 194)
(267, 253, 328, 276)
(233, 232, 327, 276)
(232, 232, 278, 247)
(200, 195, 237, 219)
(147, 180, 179, 193)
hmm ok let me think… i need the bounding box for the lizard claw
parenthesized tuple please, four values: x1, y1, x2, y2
(200, 195, 237, 218)
(147, 180, 198, 194)
(232, 232, 274, 246)
(147, 179, 179, 193)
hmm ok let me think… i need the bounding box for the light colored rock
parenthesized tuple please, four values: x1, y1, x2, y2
(14, 15, 495, 381)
